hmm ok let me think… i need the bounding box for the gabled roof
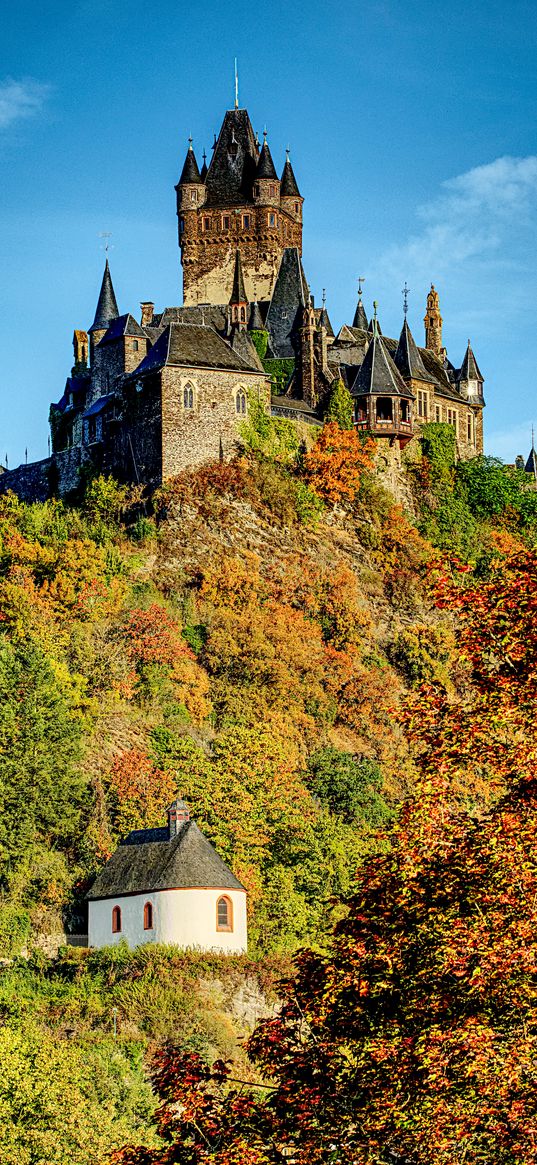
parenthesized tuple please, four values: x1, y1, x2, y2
(280, 156, 301, 198)
(100, 313, 147, 344)
(457, 340, 484, 382)
(352, 299, 369, 330)
(256, 138, 278, 179)
(87, 819, 245, 900)
(229, 250, 247, 304)
(394, 318, 437, 384)
(177, 143, 203, 185)
(204, 108, 259, 207)
(229, 329, 265, 372)
(132, 322, 265, 377)
(352, 329, 413, 398)
(265, 247, 309, 359)
(89, 260, 119, 334)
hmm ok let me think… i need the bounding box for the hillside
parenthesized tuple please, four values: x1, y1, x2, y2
(1, 414, 537, 1162)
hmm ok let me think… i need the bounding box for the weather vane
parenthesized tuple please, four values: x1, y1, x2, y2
(322, 288, 326, 308)
(98, 232, 113, 255)
(358, 276, 365, 299)
(402, 282, 410, 316)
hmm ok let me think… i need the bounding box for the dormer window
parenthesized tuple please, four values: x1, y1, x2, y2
(236, 392, 247, 415)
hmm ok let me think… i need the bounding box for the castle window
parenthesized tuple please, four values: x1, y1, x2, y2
(295, 202, 299, 214)
(269, 184, 276, 197)
(467, 414, 473, 441)
(88, 417, 97, 443)
(447, 409, 458, 432)
(240, 306, 246, 322)
(435, 405, 441, 422)
(236, 392, 247, 415)
(179, 217, 185, 236)
(418, 390, 428, 419)
(401, 399, 410, 423)
(190, 190, 197, 202)
(242, 214, 250, 229)
(216, 896, 233, 932)
(376, 397, 393, 422)
(254, 183, 260, 198)
(183, 383, 194, 410)
(354, 402, 367, 423)
(222, 215, 230, 230)
(268, 212, 277, 227)
(112, 906, 122, 934)
(203, 216, 210, 231)
(132, 340, 139, 351)
(143, 902, 153, 931)
(429, 317, 434, 326)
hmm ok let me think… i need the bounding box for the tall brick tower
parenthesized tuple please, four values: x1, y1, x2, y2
(424, 284, 443, 355)
(176, 107, 303, 307)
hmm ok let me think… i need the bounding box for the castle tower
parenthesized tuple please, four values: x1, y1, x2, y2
(424, 284, 443, 355)
(176, 106, 303, 308)
(88, 259, 119, 358)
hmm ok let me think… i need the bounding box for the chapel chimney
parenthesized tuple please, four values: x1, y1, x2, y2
(167, 798, 190, 838)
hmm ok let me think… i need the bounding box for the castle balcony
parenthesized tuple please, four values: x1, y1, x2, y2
(353, 394, 415, 446)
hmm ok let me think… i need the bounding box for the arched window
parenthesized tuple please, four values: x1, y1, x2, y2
(216, 896, 233, 932)
(183, 383, 194, 409)
(235, 392, 247, 415)
(143, 902, 153, 930)
(240, 306, 246, 322)
(112, 906, 122, 934)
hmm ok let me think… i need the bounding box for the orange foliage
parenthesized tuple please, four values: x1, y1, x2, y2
(107, 748, 177, 834)
(303, 421, 375, 505)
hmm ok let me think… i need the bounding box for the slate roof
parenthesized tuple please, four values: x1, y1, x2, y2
(177, 144, 204, 185)
(82, 393, 115, 419)
(318, 305, 335, 338)
(265, 247, 309, 358)
(368, 316, 382, 335)
(229, 329, 265, 372)
(352, 299, 369, 330)
(229, 250, 247, 304)
(280, 157, 301, 198)
(394, 319, 437, 385)
(352, 329, 413, 398)
(457, 341, 484, 382)
(87, 819, 245, 900)
(204, 108, 259, 207)
(271, 394, 317, 416)
(382, 336, 463, 402)
(249, 301, 265, 330)
(100, 313, 147, 344)
(132, 322, 265, 377)
(525, 447, 537, 474)
(151, 305, 229, 333)
(89, 260, 119, 333)
(256, 138, 278, 179)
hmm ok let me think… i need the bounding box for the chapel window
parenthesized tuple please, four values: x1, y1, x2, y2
(112, 906, 122, 934)
(183, 383, 194, 409)
(143, 902, 153, 931)
(216, 896, 233, 932)
(236, 392, 247, 415)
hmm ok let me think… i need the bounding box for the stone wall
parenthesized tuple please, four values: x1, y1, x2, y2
(181, 204, 302, 306)
(0, 458, 53, 502)
(160, 365, 271, 478)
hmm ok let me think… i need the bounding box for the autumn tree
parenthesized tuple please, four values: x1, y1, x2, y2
(303, 422, 375, 505)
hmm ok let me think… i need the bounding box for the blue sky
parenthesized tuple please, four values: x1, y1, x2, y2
(1, 0, 536, 466)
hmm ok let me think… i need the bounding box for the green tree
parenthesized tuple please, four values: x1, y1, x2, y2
(305, 746, 389, 824)
(324, 376, 354, 429)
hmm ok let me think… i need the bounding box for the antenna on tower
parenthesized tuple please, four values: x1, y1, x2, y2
(234, 58, 239, 108)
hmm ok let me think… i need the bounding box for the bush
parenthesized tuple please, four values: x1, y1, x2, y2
(0, 906, 31, 957)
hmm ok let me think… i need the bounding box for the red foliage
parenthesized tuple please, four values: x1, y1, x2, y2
(122, 605, 192, 667)
(303, 422, 375, 505)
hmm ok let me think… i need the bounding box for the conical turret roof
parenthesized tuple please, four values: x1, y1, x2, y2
(256, 138, 278, 180)
(89, 260, 119, 334)
(394, 318, 437, 384)
(457, 340, 483, 382)
(229, 250, 247, 305)
(368, 315, 382, 335)
(280, 156, 301, 197)
(178, 142, 203, 185)
(352, 298, 368, 330)
(352, 326, 412, 398)
(249, 301, 265, 330)
(525, 446, 537, 475)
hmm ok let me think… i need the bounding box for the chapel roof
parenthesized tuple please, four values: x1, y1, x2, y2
(87, 819, 245, 900)
(132, 322, 265, 376)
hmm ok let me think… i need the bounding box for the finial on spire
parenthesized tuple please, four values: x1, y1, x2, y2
(234, 58, 239, 108)
(263, 126, 267, 142)
(322, 289, 326, 307)
(358, 275, 365, 300)
(373, 300, 378, 318)
(98, 231, 113, 256)
(188, 134, 193, 150)
(286, 146, 290, 159)
(202, 150, 207, 163)
(402, 281, 410, 317)
(212, 133, 217, 152)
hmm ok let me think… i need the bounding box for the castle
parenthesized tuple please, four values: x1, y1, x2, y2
(1, 98, 485, 502)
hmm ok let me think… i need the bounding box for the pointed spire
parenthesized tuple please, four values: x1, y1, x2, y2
(256, 137, 278, 179)
(394, 318, 437, 384)
(368, 313, 382, 335)
(229, 250, 247, 305)
(89, 259, 119, 333)
(249, 301, 265, 331)
(280, 152, 301, 197)
(352, 323, 410, 398)
(178, 139, 203, 185)
(457, 339, 484, 383)
(200, 150, 208, 181)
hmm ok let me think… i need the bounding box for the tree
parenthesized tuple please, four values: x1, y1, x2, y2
(305, 747, 389, 825)
(303, 422, 375, 505)
(324, 377, 354, 429)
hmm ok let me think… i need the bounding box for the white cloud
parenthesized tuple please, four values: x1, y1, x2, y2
(0, 78, 50, 131)
(377, 155, 537, 284)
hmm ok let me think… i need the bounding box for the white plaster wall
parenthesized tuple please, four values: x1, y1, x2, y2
(88, 888, 247, 953)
